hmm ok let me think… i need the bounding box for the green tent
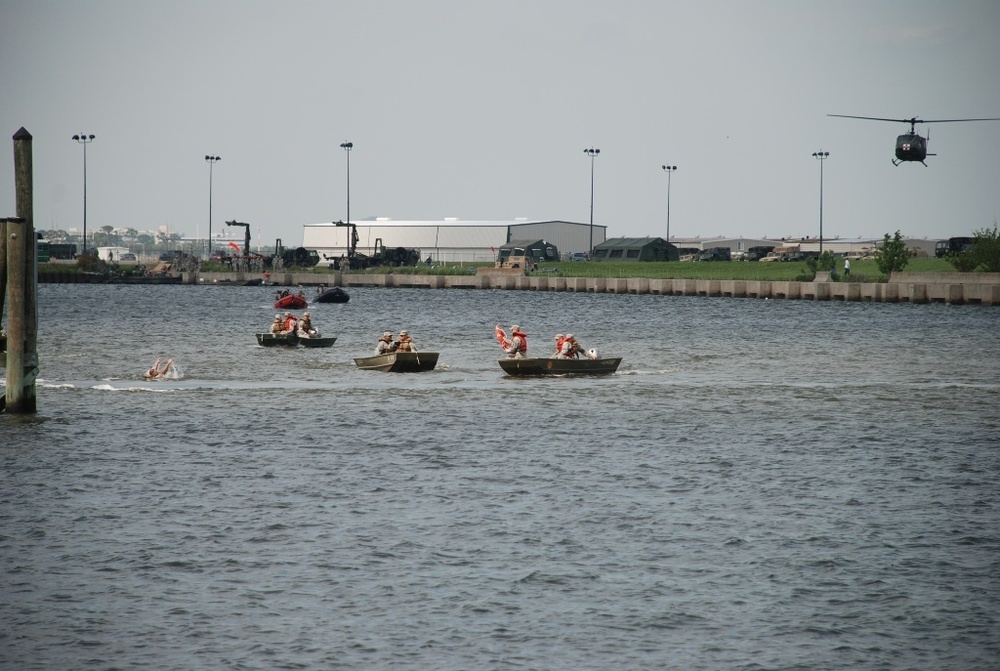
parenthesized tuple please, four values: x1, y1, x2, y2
(591, 237, 677, 262)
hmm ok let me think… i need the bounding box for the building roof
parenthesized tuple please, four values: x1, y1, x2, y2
(596, 236, 670, 248)
(304, 218, 586, 228)
(500, 239, 556, 249)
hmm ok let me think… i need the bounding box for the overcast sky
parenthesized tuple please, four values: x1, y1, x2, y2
(2, 0, 998, 248)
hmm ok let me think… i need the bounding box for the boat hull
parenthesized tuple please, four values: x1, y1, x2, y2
(274, 294, 308, 310)
(315, 287, 350, 303)
(256, 333, 337, 348)
(497, 356, 622, 376)
(113, 275, 183, 284)
(354, 351, 439, 372)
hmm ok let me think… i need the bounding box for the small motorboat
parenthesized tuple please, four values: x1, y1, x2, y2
(354, 351, 439, 372)
(256, 333, 337, 348)
(274, 291, 308, 310)
(315, 286, 350, 303)
(497, 356, 622, 376)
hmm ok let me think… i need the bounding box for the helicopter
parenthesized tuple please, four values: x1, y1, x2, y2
(828, 114, 1000, 166)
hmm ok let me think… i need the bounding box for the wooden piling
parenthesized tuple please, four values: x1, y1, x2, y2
(5, 218, 26, 411)
(0, 218, 6, 322)
(3, 127, 38, 413)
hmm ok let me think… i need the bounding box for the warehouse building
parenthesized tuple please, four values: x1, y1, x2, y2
(301, 219, 605, 264)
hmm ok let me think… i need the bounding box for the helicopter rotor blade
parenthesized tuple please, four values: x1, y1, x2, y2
(827, 114, 917, 124)
(829, 114, 1000, 124)
(917, 117, 1000, 123)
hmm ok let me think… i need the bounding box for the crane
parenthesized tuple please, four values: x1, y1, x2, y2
(225, 220, 251, 255)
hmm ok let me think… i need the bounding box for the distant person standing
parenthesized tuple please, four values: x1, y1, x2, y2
(844, 257, 851, 279)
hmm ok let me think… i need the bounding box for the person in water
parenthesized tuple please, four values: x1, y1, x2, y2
(145, 357, 173, 379)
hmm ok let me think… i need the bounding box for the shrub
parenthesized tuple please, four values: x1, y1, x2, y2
(948, 223, 1000, 272)
(874, 230, 910, 276)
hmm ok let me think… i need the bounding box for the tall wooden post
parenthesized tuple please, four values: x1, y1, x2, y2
(0, 217, 7, 322)
(5, 218, 27, 411)
(4, 127, 38, 413)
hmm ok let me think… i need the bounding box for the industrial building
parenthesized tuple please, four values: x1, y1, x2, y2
(301, 219, 606, 264)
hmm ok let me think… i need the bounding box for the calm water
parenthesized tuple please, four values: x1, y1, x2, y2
(2, 284, 999, 670)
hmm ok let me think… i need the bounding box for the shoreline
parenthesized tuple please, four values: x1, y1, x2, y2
(217, 270, 1000, 305)
(36, 269, 1000, 305)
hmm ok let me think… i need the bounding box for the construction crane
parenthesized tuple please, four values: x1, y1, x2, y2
(225, 220, 251, 255)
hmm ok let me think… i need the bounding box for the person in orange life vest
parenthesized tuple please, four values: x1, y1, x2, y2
(555, 333, 574, 358)
(395, 330, 418, 352)
(283, 312, 298, 334)
(503, 324, 528, 358)
(552, 333, 565, 357)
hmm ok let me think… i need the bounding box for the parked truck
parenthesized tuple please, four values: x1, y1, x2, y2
(760, 245, 799, 262)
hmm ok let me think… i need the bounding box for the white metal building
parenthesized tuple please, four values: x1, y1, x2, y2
(302, 219, 605, 264)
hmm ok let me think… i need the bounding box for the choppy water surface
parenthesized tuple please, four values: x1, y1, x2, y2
(2, 284, 999, 670)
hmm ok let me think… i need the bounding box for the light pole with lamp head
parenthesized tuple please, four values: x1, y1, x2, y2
(661, 164, 677, 249)
(72, 134, 95, 254)
(205, 155, 221, 257)
(812, 151, 829, 254)
(584, 147, 600, 255)
(340, 142, 353, 224)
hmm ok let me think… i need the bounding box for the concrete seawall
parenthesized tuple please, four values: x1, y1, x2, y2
(189, 271, 1000, 306)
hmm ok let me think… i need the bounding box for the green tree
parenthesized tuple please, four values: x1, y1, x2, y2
(874, 230, 910, 277)
(948, 223, 1000, 272)
(806, 250, 837, 278)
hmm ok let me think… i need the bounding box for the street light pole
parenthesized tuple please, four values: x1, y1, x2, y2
(205, 155, 221, 257)
(812, 151, 829, 254)
(340, 142, 353, 224)
(661, 164, 677, 246)
(72, 133, 95, 254)
(584, 147, 600, 255)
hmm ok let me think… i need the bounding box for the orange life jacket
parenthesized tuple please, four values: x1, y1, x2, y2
(511, 330, 528, 353)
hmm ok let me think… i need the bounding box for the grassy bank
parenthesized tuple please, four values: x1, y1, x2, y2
(350, 257, 955, 282)
(38, 257, 957, 282)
